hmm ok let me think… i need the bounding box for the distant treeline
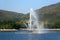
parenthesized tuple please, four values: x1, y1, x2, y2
(0, 21, 27, 29)
(0, 21, 60, 29)
(47, 22, 60, 29)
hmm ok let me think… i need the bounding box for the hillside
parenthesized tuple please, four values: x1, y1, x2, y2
(36, 3, 60, 22)
(0, 10, 29, 29)
(0, 10, 25, 22)
(35, 3, 60, 28)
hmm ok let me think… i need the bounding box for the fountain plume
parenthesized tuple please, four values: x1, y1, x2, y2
(29, 8, 40, 30)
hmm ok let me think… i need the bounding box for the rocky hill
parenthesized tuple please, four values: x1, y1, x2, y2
(0, 10, 26, 22)
(36, 3, 60, 23)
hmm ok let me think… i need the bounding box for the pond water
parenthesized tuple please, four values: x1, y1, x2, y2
(0, 30, 60, 40)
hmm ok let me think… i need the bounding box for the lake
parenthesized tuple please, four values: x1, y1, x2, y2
(0, 30, 60, 40)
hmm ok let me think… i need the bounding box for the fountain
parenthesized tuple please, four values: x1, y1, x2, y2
(15, 8, 48, 34)
(29, 8, 39, 30)
(28, 8, 47, 33)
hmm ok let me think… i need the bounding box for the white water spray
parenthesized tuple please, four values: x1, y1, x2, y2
(29, 8, 40, 30)
(28, 8, 48, 33)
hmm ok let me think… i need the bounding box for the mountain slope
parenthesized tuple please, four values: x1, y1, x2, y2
(36, 3, 60, 22)
(0, 10, 24, 22)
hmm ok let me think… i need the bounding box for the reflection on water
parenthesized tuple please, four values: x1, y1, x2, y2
(0, 30, 60, 40)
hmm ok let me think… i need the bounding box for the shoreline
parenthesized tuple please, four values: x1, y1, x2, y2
(21, 28, 60, 30)
(0, 29, 17, 31)
(0, 29, 60, 31)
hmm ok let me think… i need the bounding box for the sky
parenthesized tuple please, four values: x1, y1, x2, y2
(0, 0, 60, 13)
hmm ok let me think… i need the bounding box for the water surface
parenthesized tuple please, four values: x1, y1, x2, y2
(0, 30, 60, 40)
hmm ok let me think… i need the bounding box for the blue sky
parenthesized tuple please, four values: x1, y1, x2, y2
(0, 0, 60, 13)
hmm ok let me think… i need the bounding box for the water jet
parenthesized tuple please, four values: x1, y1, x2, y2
(28, 8, 48, 33)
